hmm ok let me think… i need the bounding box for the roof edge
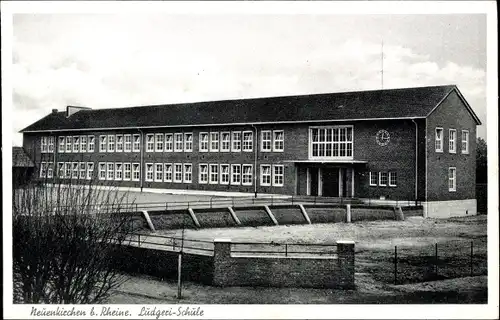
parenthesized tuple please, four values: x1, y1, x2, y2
(426, 85, 482, 125)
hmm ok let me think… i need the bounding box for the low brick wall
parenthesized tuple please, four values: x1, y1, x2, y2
(148, 210, 196, 229)
(350, 206, 396, 221)
(304, 205, 347, 223)
(111, 245, 213, 285)
(212, 240, 355, 289)
(233, 206, 274, 227)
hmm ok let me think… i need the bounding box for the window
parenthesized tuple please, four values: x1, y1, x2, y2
(261, 131, 272, 152)
(87, 162, 94, 180)
(72, 162, 79, 179)
(145, 163, 153, 182)
(146, 134, 154, 152)
(260, 165, 271, 186)
(221, 132, 230, 152)
(242, 131, 253, 152)
(58, 136, 65, 153)
(184, 164, 192, 183)
(115, 163, 123, 181)
(133, 134, 140, 152)
(41, 137, 48, 153)
(199, 133, 209, 152)
(220, 164, 230, 185)
(65, 163, 72, 179)
(116, 135, 123, 152)
(88, 135, 95, 152)
(461, 130, 469, 154)
(123, 163, 131, 181)
(210, 132, 219, 152)
(107, 163, 115, 180)
(79, 162, 86, 179)
(242, 164, 253, 185)
(154, 163, 163, 182)
(99, 135, 107, 152)
(80, 135, 87, 153)
(66, 136, 72, 153)
(174, 133, 183, 152)
(209, 164, 219, 184)
(123, 134, 132, 152)
(174, 163, 183, 182)
(379, 172, 388, 186)
(155, 134, 164, 152)
(273, 130, 284, 152)
(449, 129, 456, 154)
(369, 172, 378, 186)
(48, 137, 55, 153)
(448, 167, 456, 192)
(273, 165, 284, 187)
(73, 136, 80, 153)
(165, 134, 173, 152)
(39, 162, 47, 178)
(57, 162, 64, 178)
(164, 163, 172, 182)
(99, 163, 106, 180)
(47, 162, 53, 178)
(231, 164, 241, 185)
(435, 128, 443, 152)
(132, 163, 140, 181)
(123, 135, 133, 153)
(107, 135, 115, 152)
(232, 132, 241, 152)
(199, 164, 208, 184)
(310, 126, 353, 158)
(184, 133, 193, 152)
(389, 172, 397, 187)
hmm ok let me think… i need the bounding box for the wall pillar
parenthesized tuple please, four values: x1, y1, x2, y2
(212, 239, 232, 287)
(337, 240, 355, 289)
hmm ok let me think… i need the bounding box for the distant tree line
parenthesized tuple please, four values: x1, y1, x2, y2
(476, 137, 487, 184)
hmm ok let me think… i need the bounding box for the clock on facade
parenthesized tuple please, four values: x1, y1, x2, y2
(376, 130, 390, 146)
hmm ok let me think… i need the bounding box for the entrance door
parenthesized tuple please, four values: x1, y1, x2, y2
(322, 168, 339, 197)
(309, 167, 318, 196)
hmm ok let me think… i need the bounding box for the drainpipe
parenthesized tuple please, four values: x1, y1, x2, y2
(412, 119, 418, 205)
(138, 128, 144, 192)
(251, 124, 258, 198)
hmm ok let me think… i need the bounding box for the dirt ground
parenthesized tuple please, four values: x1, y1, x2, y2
(108, 215, 488, 304)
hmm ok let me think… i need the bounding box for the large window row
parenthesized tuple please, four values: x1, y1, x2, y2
(98, 162, 141, 181)
(55, 135, 95, 153)
(50, 162, 95, 180)
(99, 134, 141, 153)
(146, 133, 193, 153)
(144, 163, 192, 183)
(310, 126, 353, 158)
(260, 130, 284, 152)
(199, 131, 254, 153)
(435, 127, 469, 154)
(369, 171, 397, 187)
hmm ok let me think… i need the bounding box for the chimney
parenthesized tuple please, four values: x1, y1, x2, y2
(52, 109, 58, 114)
(66, 105, 92, 117)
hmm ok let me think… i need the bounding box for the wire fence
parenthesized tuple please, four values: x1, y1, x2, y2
(365, 239, 487, 285)
(122, 232, 339, 257)
(54, 195, 423, 213)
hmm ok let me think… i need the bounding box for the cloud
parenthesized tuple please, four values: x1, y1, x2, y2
(11, 28, 487, 146)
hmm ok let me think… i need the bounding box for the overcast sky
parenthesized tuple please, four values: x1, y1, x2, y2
(11, 13, 487, 145)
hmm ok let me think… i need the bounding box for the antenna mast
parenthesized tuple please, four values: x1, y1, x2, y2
(381, 40, 384, 89)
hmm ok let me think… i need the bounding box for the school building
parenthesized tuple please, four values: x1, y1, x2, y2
(20, 85, 481, 218)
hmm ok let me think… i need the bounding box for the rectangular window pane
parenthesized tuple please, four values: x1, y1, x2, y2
(107, 163, 115, 180)
(174, 164, 183, 182)
(243, 131, 253, 152)
(449, 129, 456, 153)
(311, 127, 352, 159)
(132, 163, 140, 181)
(448, 167, 456, 191)
(88, 135, 95, 152)
(369, 172, 378, 186)
(133, 134, 141, 152)
(260, 165, 271, 186)
(231, 164, 241, 185)
(165, 134, 173, 152)
(116, 135, 123, 152)
(461, 130, 469, 154)
(174, 133, 183, 152)
(379, 172, 388, 186)
(209, 164, 219, 184)
(155, 134, 164, 152)
(232, 132, 241, 152)
(183, 164, 192, 183)
(199, 164, 208, 184)
(184, 133, 193, 152)
(124, 134, 132, 152)
(146, 163, 153, 181)
(210, 132, 219, 152)
(164, 163, 172, 182)
(155, 163, 163, 182)
(272, 165, 284, 187)
(242, 164, 253, 185)
(389, 172, 397, 187)
(146, 134, 154, 152)
(199, 133, 208, 152)
(261, 131, 272, 152)
(221, 132, 231, 152)
(435, 128, 443, 152)
(123, 163, 131, 181)
(58, 136, 65, 153)
(220, 164, 229, 185)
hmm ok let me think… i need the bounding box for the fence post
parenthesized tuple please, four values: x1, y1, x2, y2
(210, 198, 213, 208)
(177, 252, 183, 299)
(285, 244, 288, 257)
(337, 241, 355, 289)
(138, 234, 141, 247)
(394, 245, 398, 285)
(470, 241, 473, 277)
(434, 243, 438, 278)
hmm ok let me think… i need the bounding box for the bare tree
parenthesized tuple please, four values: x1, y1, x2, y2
(13, 178, 137, 304)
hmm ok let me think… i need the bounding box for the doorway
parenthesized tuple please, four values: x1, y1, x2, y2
(322, 168, 339, 197)
(309, 167, 318, 196)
